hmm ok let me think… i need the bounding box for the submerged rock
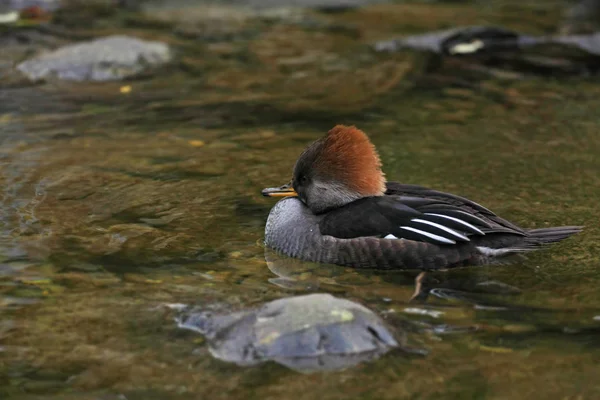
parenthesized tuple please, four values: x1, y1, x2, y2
(375, 26, 600, 76)
(177, 293, 399, 372)
(374, 26, 520, 56)
(17, 35, 171, 81)
(374, 25, 600, 57)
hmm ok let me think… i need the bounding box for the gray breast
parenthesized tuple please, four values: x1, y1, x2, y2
(265, 198, 326, 261)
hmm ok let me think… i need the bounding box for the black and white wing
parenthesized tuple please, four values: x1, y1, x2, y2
(318, 196, 489, 245)
(385, 182, 526, 235)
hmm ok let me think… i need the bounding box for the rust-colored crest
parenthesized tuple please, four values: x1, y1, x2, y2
(316, 125, 386, 196)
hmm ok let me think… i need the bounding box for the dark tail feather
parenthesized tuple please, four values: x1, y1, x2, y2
(474, 226, 582, 264)
(525, 226, 583, 246)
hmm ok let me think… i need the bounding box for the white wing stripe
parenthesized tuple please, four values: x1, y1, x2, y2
(411, 218, 470, 241)
(423, 213, 485, 235)
(399, 226, 456, 244)
(451, 210, 490, 226)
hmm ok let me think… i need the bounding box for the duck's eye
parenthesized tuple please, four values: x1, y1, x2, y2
(298, 175, 308, 185)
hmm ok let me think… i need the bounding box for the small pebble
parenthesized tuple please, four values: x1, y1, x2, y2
(188, 140, 205, 147)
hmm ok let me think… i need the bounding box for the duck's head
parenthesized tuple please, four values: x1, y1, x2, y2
(262, 125, 386, 214)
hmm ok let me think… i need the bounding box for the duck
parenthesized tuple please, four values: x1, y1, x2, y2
(262, 125, 582, 270)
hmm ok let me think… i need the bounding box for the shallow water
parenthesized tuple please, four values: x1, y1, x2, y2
(1, 1, 600, 399)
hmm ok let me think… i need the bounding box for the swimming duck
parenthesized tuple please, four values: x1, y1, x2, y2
(262, 125, 582, 269)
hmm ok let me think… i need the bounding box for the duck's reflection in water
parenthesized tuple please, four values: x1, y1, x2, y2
(264, 247, 521, 307)
(262, 248, 600, 358)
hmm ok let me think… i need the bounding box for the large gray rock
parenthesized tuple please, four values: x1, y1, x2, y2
(17, 35, 171, 82)
(177, 293, 399, 372)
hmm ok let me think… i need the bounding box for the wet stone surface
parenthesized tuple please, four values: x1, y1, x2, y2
(17, 35, 172, 81)
(375, 26, 600, 76)
(177, 293, 400, 372)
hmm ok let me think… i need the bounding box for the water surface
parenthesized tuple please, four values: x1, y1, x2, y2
(1, 1, 600, 399)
